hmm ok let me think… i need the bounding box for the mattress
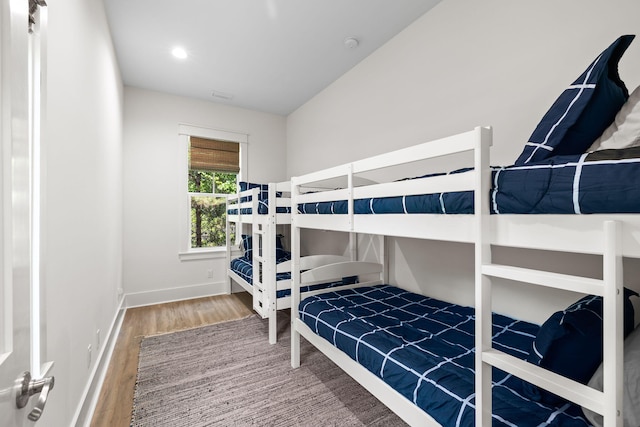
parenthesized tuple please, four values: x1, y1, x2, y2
(230, 255, 357, 298)
(299, 284, 591, 427)
(296, 147, 640, 215)
(227, 203, 291, 215)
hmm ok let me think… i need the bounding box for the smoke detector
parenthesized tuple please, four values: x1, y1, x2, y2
(344, 37, 359, 49)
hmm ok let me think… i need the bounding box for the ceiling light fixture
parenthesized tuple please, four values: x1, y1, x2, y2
(344, 37, 359, 49)
(171, 47, 188, 59)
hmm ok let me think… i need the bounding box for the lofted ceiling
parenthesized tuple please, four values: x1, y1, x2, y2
(103, 0, 442, 116)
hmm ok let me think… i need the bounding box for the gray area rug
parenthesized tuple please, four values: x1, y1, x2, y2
(130, 314, 407, 426)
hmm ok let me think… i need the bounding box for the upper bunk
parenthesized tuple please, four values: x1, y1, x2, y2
(291, 35, 640, 258)
(227, 180, 291, 225)
(291, 125, 640, 258)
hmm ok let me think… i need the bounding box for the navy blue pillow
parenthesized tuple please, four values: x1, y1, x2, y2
(275, 234, 289, 259)
(241, 234, 253, 260)
(241, 234, 288, 261)
(515, 35, 634, 165)
(239, 181, 282, 201)
(239, 182, 269, 202)
(523, 287, 639, 404)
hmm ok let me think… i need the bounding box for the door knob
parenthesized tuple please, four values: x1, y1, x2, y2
(15, 371, 55, 422)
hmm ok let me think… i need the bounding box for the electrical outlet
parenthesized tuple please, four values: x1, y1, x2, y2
(96, 329, 101, 350)
(87, 344, 92, 368)
(207, 269, 213, 278)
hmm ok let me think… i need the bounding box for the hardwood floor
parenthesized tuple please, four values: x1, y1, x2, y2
(90, 292, 254, 427)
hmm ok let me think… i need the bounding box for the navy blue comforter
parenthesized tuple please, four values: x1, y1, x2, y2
(297, 147, 640, 215)
(299, 285, 591, 427)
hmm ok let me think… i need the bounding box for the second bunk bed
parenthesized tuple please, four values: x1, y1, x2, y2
(225, 180, 358, 343)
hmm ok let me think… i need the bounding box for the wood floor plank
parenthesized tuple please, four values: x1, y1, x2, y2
(90, 292, 253, 427)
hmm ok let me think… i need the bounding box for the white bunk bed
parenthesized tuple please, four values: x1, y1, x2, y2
(226, 181, 292, 343)
(226, 181, 359, 344)
(289, 127, 639, 426)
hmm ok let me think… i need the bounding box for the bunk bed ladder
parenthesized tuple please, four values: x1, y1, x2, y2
(249, 186, 267, 319)
(476, 220, 624, 426)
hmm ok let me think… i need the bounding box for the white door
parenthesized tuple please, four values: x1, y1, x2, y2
(0, 1, 52, 425)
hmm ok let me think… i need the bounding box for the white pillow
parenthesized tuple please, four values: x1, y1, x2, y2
(582, 325, 640, 427)
(589, 85, 640, 151)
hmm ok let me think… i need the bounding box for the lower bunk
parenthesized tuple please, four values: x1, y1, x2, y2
(293, 284, 639, 427)
(227, 250, 359, 344)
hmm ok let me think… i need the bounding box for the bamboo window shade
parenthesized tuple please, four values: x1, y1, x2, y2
(189, 137, 240, 173)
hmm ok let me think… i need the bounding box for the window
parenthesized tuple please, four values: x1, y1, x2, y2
(178, 125, 247, 260)
(188, 137, 238, 248)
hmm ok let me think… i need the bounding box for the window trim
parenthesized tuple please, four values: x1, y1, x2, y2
(178, 124, 247, 261)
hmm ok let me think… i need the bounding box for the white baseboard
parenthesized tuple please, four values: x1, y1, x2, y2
(73, 297, 126, 427)
(72, 281, 231, 426)
(124, 280, 228, 308)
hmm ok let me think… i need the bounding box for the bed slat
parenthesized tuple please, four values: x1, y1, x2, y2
(481, 264, 604, 296)
(482, 349, 604, 414)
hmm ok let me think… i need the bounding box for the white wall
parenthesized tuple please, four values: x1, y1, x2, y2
(122, 87, 287, 302)
(42, 0, 123, 425)
(286, 0, 640, 323)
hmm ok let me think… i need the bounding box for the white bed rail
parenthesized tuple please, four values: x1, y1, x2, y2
(276, 254, 350, 274)
(267, 180, 292, 219)
(291, 126, 493, 238)
(226, 187, 260, 226)
(226, 180, 291, 223)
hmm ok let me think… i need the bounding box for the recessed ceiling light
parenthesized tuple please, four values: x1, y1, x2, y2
(172, 47, 187, 59)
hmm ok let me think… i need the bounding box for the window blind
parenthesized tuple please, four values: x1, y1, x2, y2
(189, 136, 240, 173)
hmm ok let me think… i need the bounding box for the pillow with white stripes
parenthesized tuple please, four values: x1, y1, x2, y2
(239, 181, 269, 202)
(514, 35, 634, 166)
(522, 288, 638, 405)
(240, 234, 253, 260)
(588, 85, 640, 151)
(240, 234, 287, 261)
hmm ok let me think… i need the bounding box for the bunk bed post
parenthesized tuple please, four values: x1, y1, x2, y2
(602, 220, 623, 427)
(474, 126, 493, 426)
(291, 177, 301, 368)
(225, 195, 232, 294)
(267, 183, 278, 344)
(349, 232, 357, 261)
(347, 164, 354, 232)
(251, 188, 262, 314)
(381, 235, 389, 284)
